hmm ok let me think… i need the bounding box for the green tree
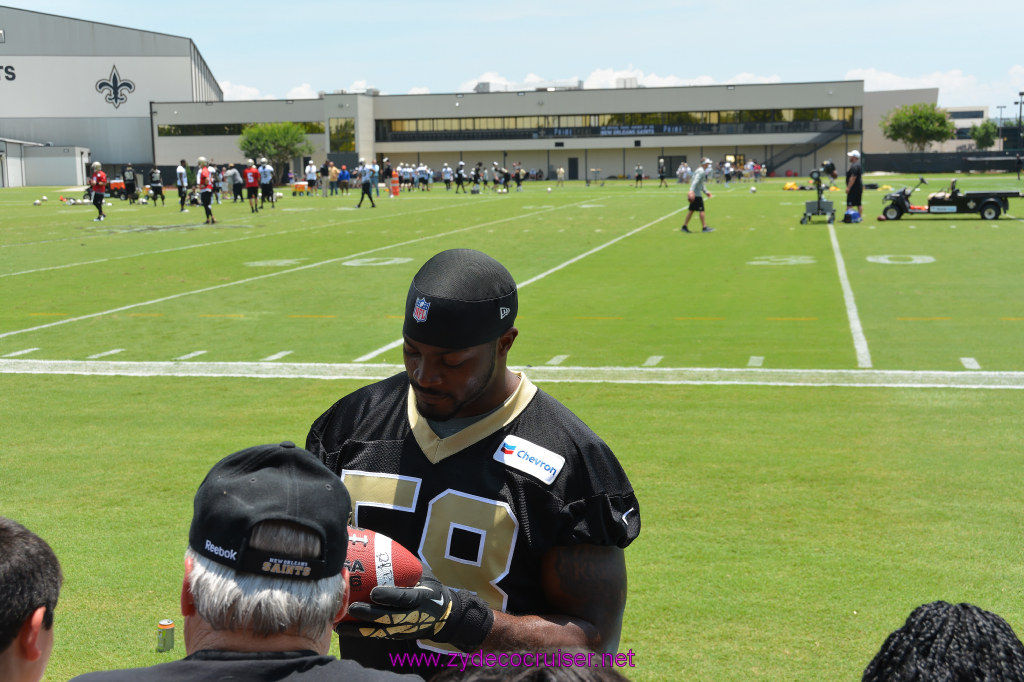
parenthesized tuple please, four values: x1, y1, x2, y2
(879, 103, 955, 152)
(238, 122, 314, 182)
(969, 120, 999, 150)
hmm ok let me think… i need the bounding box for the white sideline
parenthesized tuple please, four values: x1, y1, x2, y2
(828, 223, 873, 368)
(2, 359, 1023, 389)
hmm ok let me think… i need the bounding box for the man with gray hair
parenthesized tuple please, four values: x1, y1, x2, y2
(71, 442, 417, 681)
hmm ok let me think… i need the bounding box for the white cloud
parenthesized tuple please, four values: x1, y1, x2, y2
(721, 73, 783, 85)
(459, 67, 785, 93)
(846, 67, 976, 94)
(220, 81, 277, 101)
(286, 83, 319, 100)
(847, 66, 1024, 110)
(407, 86, 431, 95)
(583, 67, 782, 90)
(459, 72, 515, 92)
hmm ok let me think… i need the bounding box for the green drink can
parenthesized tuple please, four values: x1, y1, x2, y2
(156, 619, 174, 652)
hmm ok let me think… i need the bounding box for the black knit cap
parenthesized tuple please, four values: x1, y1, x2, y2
(403, 249, 517, 349)
(189, 442, 350, 581)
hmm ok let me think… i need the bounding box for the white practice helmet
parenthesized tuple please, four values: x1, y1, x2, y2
(247, 158, 255, 167)
(197, 156, 208, 167)
(701, 157, 713, 166)
(91, 161, 102, 171)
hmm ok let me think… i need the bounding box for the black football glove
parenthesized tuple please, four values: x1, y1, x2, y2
(337, 570, 494, 652)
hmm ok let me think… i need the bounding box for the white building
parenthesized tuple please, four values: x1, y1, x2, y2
(0, 6, 219, 169)
(0, 7, 979, 186)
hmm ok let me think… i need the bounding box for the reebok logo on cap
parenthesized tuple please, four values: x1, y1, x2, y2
(204, 540, 238, 561)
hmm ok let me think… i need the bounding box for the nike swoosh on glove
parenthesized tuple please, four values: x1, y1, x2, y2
(337, 570, 494, 652)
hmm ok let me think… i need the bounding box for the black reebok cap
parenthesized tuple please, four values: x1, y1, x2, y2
(189, 442, 350, 581)
(404, 249, 518, 349)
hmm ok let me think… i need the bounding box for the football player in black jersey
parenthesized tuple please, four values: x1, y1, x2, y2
(307, 249, 640, 677)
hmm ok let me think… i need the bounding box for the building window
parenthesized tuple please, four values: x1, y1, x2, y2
(158, 121, 325, 136)
(329, 117, 355, 152)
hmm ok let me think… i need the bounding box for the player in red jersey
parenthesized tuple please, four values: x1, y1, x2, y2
(197, 156, 216, 224)
(243, 158, 261, 213)
(89, 161, 107, 222)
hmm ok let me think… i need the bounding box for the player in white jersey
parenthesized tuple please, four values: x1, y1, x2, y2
(258, 159, 275, 208)
(681, 158, 714, 233)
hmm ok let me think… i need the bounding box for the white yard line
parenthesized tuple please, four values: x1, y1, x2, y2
(355, 206, 687, 362)
(0, 202, 583, 342)
(175, 350, 208, 360)
(827, 223, 873, 368)
(86, 348, 125, 359)
(2, 359, 1023, 389)
(260, 350, 294, 362)
(1, 348, 39, 358)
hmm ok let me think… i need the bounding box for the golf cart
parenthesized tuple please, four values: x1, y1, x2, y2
(881, 177, 1021, 221)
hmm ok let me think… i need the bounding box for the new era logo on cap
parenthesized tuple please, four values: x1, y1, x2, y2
(500, 307, 511, 319)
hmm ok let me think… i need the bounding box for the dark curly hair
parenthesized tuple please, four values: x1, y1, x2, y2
(863, 601, 1024, 681)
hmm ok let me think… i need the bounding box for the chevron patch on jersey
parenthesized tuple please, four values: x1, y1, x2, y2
(492, 435, 565, 485)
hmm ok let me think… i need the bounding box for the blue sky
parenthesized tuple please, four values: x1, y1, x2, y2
(16, 0, 1024, 116)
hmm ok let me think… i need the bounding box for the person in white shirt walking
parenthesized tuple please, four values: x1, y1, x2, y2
(681, 158, 714, 233)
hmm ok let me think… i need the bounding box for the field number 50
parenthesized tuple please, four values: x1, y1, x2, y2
(747, 255, 816, 265)
(748, 255, 934, 266)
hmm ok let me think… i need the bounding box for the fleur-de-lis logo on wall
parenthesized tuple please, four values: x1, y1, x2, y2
(95, 65, 135, 109)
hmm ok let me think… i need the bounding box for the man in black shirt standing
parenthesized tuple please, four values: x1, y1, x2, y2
(846, 150, 864, 221)
(122, 163, 137, 204)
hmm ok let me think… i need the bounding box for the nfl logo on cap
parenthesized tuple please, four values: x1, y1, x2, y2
(413, 297, 430, 323)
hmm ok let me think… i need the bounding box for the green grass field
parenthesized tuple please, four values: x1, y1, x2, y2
(2, 173, 1024, 680)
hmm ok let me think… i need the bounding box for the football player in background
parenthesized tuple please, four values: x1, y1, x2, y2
(307, 249, 640, 678)
(175, 159, 189, 213)
(122, 163, 137, 204)
(89, 161, 107, 221)
(148, 166, 165, 207)
(196, 157, 216, 225)
(681, 157, 714, 233)
(242, 159, 260, 213)
(258, 158, 275, 209)
(354, 157, 376, 208)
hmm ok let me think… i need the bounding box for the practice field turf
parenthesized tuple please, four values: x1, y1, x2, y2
(2, 174, 1024, 680)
